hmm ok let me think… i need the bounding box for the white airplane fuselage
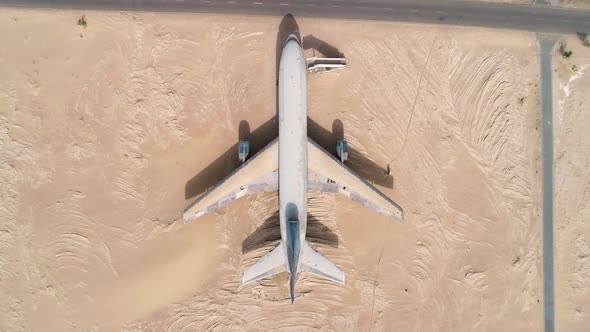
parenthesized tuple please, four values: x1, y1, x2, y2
(182, 28, 403, 303)
(278, 35, 307, 299)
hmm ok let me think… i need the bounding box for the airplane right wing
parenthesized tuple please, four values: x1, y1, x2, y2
(183, 138, 279, 223)
(307, 138, 404, 223)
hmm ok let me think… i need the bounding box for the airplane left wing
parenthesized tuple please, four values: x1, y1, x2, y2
(183, 138, 279, 223)
(307, 138, 404, 223)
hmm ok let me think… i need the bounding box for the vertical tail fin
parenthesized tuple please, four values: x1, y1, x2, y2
(289, 272, 296, 303)
(286, 216, 301, 303)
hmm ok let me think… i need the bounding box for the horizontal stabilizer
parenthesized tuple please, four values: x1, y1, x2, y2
(301, 241, 345, 284)
(242, 243, 286, 285)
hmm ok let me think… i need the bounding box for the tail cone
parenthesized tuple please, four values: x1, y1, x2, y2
(290, 272, 296, 303)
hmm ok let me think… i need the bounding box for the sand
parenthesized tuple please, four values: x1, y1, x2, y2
(477, 0, 590, 9)
(555, 0, 590, 9)
(0, 9, 545, 331)
(554, 35, 590, 332)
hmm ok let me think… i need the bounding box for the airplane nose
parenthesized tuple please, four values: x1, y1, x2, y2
(285, 33, 300, 45)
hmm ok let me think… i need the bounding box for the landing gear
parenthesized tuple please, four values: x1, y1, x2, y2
(238, 141, 250, 163)
(336, 139, 348, 163)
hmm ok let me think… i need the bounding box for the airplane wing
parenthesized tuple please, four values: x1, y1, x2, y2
(183, 138, 279, 223)
(307, 138, 404, 223)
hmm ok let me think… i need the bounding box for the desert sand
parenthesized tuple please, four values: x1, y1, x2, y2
(554, 35, 590, 332)
(0, 9, 546, 331)
(560, 0, 590, 9)
(477, 0, 590, 9)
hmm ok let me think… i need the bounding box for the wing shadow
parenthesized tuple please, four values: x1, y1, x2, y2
(184, 114, 392, 200)
(241, 210, 339, 254)
(184, 117, 277, 200)
(185, 14, 391, 201)
(185, 14, 299, 201)
(300, 31, 393, 189)
(307, 118, 394, 188)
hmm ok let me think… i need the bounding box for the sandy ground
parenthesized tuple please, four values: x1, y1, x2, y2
(477, 0, 590, 9)
(554, 35, 590, 332)
(559, 0, 590, 9)
(0, 9, 544, 331)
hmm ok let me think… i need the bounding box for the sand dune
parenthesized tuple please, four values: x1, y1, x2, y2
(0, 9, 546, 331)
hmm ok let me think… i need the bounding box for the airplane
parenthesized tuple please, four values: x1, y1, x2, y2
(183, 32, 404, 303)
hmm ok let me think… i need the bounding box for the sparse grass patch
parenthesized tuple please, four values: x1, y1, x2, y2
(77, 15, 87, 28)
(576, 32, 590, 47)
(559, 43, 573, 59)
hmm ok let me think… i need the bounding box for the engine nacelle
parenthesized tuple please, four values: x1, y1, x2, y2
(238, 141, 250, 163)
(336, 139, 348, 163)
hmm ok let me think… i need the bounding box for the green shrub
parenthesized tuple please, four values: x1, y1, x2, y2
(77, 15, 87, 28)
(559, 43, 573, 59)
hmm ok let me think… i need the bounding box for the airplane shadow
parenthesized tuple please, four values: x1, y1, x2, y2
(185, 14, 298, 200)
(241, 210, 339, 254)
(307, 118, 394, 188)
(184, 14, 392, 200)
(184, 115, 393, 199)
(184, 117, 277, 199)
(302, 35, 345, 58)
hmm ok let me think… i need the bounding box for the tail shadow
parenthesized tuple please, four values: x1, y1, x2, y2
(241, 210, 339, 254)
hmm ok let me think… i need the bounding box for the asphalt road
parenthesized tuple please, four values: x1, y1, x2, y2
(1, 0, 589, 33)
(538, 34, 557, 332)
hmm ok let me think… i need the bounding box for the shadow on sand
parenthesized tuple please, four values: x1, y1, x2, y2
(241, 210, 339, 254)
(184, 117, 278, 199)
(308, 118, 394, 189)
(302, 34, 345, 58)
(184, 14, 392, 200)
